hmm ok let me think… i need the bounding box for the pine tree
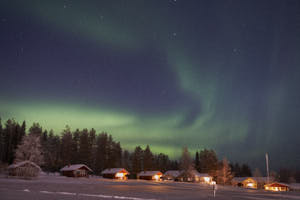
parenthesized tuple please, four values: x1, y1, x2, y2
(43, 130, 61, 171)
(61, 125, 73, 166)
(143, 145, 153, 171)
(155, 153, 170, 172)
(89, 128, 97, 169)
(199, 149, 218, 174)
(29, 123, 43, 137)
(15, 134, 43, 166)
(78, 129, 90, 165)
(131, 146, 143, 174)
(71, 129, 80, 164)
(241, 164, 252, 177)
(107, 135, 114, 168)
(113, 142, 122, 167)
(0, 118, 3, 162)
(122, 150, 131, 170)
(95, 132, 108, 173)
(3, 119, 17, 163)
(195, 151, 200, 171)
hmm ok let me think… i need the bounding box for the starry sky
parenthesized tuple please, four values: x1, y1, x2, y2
(1, 0, 300, 170)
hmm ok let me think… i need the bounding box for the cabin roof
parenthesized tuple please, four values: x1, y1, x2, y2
(60, 164, 93, 172)
(138, 171, 162, 176)
(102, 168, 129, 174)
(232, 177, 275, 183)
(177, 170, 211, 178)
(8, 160, 41, 171)
(265, 182, 290, 187)
(164, 170, 181, 177)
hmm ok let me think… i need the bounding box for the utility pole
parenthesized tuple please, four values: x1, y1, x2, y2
(265, 153, 270, 184)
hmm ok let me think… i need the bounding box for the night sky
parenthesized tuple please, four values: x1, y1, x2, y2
(1, 0, 300, 170)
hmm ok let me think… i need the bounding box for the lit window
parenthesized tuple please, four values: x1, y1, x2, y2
(204, 177, 210, 183)
(116, 173, 124, 178)
(154, 175, 160, 180)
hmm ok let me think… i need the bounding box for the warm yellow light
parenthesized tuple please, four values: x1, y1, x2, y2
(247, 183, 254, 188)
(115, 173, 124, 178)
(154, 175, 160, 181)
(204, 177, 210, 183)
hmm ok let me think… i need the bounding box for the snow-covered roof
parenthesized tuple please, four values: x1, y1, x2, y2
(232, 177, 274, 183)
(138, 171, 162, 176)
(195, 172, 211, 178)
(8, 160, 41, 171)
(101, 168, 129, 174)
(265, 182, 289, 187)
(164, 170, 181, 177)
(60, 164, 93, 172)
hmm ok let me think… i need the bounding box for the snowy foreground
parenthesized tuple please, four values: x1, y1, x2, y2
(0, 175, 300, 200)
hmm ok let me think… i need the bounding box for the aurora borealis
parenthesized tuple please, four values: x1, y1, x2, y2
(1, 0, 300, 169)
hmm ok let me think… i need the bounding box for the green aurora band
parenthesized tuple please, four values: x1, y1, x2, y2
(1, 1, 299, 168)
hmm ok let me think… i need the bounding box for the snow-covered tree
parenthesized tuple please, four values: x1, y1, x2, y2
(180, 147, 194, 171)
(217, 158, 233, 185)
(15, 134, 43, 166)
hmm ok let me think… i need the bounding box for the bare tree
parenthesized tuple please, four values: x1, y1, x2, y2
(217, 158, 233, 185)
(15, 134, 43, 166)
(179, 147, 195, 181)
(253, 168, 262, 177)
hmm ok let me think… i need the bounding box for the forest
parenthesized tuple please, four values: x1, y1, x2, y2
(0, 118, 299, 182)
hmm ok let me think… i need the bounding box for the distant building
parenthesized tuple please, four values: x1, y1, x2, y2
(176, 170, 213, 183)
(60, 164, 93, 177)
(232, 177, 275, 189)
(8, 160, 41, 177)
(137, 171, 162, 181)
(162, 170, 181, 180)
(101, 168, 129, 180)
(264, 182, 290, 192)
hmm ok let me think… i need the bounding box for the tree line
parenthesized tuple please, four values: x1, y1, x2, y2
(1, 118, 299, 183)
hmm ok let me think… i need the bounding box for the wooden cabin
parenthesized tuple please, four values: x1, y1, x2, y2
(60, 164, 93, 177)
(197, 173, 213, 184)
(232, 177, 274, 189)
(162, 170, 181, 181)
(264, 182, 290, 192)
(137, 171, 162, 181)
(8, 160, 41, 177)
(176, 170, 212, 183)
(101, 168, 129, 180)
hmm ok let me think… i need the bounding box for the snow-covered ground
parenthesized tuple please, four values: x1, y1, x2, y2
(1, 175, 300, 200)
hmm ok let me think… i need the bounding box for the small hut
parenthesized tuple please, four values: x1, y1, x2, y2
(8, 160, 41, 177)
(264, 182, 290, 192)
(137, 171, 162, 181)
(162, 170, 181, 180)
(60, 164, 93, 177)
(232, 177, 274, 189)
(176, 170, 212, 183)
(101, 168, 129, 180)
